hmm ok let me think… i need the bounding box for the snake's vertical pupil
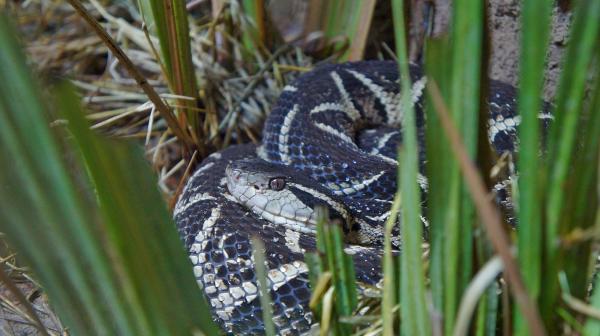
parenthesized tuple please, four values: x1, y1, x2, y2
(269, 177, 286, 191)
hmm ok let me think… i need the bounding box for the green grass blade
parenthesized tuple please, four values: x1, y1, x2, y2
(57, 84, 219, 335)
(427, 37, 461, 333)
(240, 0, 283, 52)
(382, 191, 402, 336)
(251, 238, 276, 336)
(515, 2, 553, 334)
(542, 0, 600, 321)
(303, 0, 375, 61)
(584, 213, 600, 335)
(428, 79, 546, 335)
(338, 0, 376, 61)
(560, 46, 600, 301)
(0, 15, 132, 334)
(450, 0, 484, 157)
(306, 217, 327, 320)
(475, 281, 499, 336)
(446, 1, 484, 332)
(309, 208, 357, 335)
(392, 1, 431, 335)
(138, 0, 201, 135)
(305, 255, 325, 322)
(422, 0, 483, 332)
(240, 0, 263, 48)
(346, 1, 376, 61)
(0, 14, 218, 335)
(324, 219, 356, 334)
(424, 35, 451, 320)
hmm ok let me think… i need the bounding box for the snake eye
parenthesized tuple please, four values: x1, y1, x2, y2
(269, 177, 286, 191)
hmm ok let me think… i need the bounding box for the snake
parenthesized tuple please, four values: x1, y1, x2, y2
(173, 61, 552, 335)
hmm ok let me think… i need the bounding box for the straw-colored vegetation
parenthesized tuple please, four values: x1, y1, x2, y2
(0, 0, 599, 335)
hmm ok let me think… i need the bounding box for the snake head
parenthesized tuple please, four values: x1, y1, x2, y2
(226, 159, 292, 195)
(225, 158, 355, 236)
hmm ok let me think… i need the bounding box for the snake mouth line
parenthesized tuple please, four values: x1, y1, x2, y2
(250, 203, 317, 234)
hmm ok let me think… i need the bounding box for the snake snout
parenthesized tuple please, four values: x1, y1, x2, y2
(225, 163, 248, 201)
(225, 161, 273, 207)
(225, 164, 241, 181)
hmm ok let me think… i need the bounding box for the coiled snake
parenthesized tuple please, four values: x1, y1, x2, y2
(173, 61, 552, 335)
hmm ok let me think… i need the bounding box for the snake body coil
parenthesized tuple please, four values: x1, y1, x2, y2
(174, 61, 551, 335)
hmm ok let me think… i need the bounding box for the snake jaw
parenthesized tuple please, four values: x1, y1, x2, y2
(226, 161, 318, 234)
(225, 158, 361, 240)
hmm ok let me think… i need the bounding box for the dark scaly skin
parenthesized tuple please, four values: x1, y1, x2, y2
(174, 145, 382, 335)
(174, 61, 551, 335)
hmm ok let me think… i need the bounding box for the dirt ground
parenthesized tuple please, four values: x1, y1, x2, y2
(488, 1, 571, 100)
(400, 0, 571, 101)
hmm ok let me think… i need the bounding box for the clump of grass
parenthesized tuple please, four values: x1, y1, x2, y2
(306, 208, 358, 335)
(15, 0, 313, 196)
(0, 12, 219, 334)
(307, 1, 599, 335)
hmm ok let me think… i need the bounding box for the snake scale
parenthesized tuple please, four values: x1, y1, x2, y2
(173, 61, 552, 335)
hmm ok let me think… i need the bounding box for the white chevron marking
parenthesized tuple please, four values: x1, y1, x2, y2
(278, 104, 299, 164)
(411, 77, 427, 106)
(313, 121, 356, 145)
(369, 131, 399, 155)
(288, 182, 352, 223)
(334, 171, 386, 195)
(347, 69, 400, 124)
(417, 173, 429, 192)
(330, 71, 362, 121)
(309, 102, 348, 116)
(174, 192, 217, 217)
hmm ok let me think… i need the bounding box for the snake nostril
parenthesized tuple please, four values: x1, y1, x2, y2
(253, 185, 259, 190)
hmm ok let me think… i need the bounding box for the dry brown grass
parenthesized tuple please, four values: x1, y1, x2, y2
(1, 1, 316, 334)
